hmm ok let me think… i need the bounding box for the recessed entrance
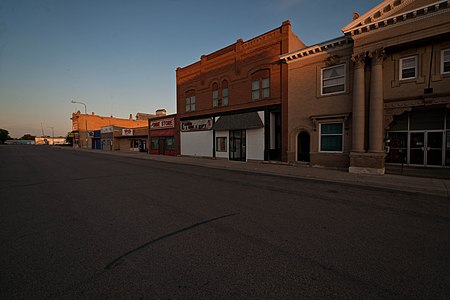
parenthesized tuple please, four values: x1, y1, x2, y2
(409, 131, 443, 166)
(297, 131, 310, 162)
(229, 130, 246, 161)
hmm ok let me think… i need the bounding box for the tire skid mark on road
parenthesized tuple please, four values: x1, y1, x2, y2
(103, 212, 239, 270)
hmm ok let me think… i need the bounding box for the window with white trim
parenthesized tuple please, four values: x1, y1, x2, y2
(321, 64, 345, 95)
(216, 137, 227, 152)
(251, 69, 270, 100)
(442, 49, 450, 74)
(320, 123, 343, 152)
(399, 56, 417, 80)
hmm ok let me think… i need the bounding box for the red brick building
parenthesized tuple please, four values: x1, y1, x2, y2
(176, 21, 304, 161)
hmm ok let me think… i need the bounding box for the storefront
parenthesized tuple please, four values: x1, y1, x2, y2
(116, 127, 148, 152)
(149, 115, 177, 156)
(386, 108, 450, 167)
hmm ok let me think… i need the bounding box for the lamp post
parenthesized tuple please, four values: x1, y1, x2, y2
(70, 100, 89, 149)
(47, 126, 54, 145)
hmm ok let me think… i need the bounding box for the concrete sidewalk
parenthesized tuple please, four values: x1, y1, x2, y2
(66, 148, 450, 198)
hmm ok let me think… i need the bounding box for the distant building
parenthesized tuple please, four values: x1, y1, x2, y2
(70, 111, 152, 149)
(4, 140, 35, 145)
(35, 137, 66, 145)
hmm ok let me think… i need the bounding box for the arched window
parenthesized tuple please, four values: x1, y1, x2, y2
(221, 80, 228, 106)
(185, 90, 196, 112)
(212, 83, 219, 108)
(251, 69, 270, 100)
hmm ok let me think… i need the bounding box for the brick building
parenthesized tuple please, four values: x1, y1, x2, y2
(282, 0, 450, 173)
(70, 111, 149, 149)
(176, 21, 304, 161)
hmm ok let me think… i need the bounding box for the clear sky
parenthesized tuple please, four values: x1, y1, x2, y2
(0, 0, 381, 138)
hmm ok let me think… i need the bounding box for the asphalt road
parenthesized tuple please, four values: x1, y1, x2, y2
(1, 145, 449, 299)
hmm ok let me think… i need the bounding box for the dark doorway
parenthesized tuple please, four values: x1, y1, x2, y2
(229, 130, 246, 161)
(158, 138, 165, 155)
(297, 131, 310, 162)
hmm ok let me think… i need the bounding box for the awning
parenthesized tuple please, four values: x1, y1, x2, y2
(212, 112, 264, 131)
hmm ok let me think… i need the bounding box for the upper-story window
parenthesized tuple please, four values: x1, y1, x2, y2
(222, 80, 229, 106)
(399, 56, 417, 80)
(251, 69, 270, 101)
(442, 49, 450, 74)
(321, 64, 345, 95)
(212, 83, 219, 108)
(185, 90, 196, 112)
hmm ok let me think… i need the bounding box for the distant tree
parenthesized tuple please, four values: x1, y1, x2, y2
(0, 128, 10, 143)
(20, 134, 36, 140)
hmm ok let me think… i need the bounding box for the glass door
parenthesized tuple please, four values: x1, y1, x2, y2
(426, 132, 443, 166)
(229, 130, 246, 161)
(409, 132, 424, 165)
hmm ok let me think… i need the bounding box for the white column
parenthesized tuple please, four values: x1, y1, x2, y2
(351, 52, 366, 153)
(369, 48, 386, 153)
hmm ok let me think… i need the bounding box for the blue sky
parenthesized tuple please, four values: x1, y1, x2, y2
(0, 0, 380, 138)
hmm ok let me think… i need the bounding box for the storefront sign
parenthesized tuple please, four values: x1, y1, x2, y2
(122, 128, 134, 136)
(151, 118, 174, 129)
(181, 118, 213, 132)
(101, 126, 114, 133)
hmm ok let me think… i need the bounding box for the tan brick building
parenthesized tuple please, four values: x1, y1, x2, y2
(176, 21, 304, 161)
(282, 0, 450, 173)
(71, 111, 149, 149)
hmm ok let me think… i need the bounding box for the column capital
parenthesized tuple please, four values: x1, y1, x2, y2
(369, 48, 386, 65)
(351, 52, 366, 69)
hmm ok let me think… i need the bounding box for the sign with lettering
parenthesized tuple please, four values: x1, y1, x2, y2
(180, 118, 213, 132)
(122, 128, 133, 136)
(101, 126, 114, 133)
(151, 118, 175, 129)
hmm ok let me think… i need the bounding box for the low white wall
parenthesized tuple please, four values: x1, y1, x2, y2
(181, 131, 213, 157)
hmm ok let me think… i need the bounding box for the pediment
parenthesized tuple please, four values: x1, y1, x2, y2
(342, 0, 421, 33)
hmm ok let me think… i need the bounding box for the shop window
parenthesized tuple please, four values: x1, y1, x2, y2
(222, 80, 228, 106)
(165, 137, 174, 150)
(321, 64, 345, 95)
(216, 137, 227, 152)
(386, 132, 407, 164)
(251, 69, 270, 100)
(212, 83, 219, 108)
(442, 49, 450, 74)
(319, 123, 343, 152)
(185, 90, 196, 112)
(399, 56, 417, 80)
(151, 137, 159, 150)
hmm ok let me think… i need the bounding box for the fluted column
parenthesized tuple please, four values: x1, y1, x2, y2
(369, 48, 386, 153)
(351, 52, 366, 153)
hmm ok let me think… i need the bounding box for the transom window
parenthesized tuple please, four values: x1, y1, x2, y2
(321, 64, 345, 95)
(399, 56, 417, 80)
(319, 123, 343, 152)
(442, 49, 450, 74)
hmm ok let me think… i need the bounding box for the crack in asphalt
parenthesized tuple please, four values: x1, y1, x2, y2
(104, 213, 240, 270)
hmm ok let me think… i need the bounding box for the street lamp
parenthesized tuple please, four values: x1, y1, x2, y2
(70, 100, 89, 149)
(47, 126, 54, 145)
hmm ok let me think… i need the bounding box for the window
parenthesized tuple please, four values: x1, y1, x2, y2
(252, 80, 260, 100)
(321, 64, 345, 95)
(216, 137, 227, 152)
(222, 80, 228, 106)
(251, 69, 270, 100)
(442, 49, 450, 74)
(212, 83, 219, 108)
(165, 137, 174, 150)
(151, 137, 159, 150)
(320, 123, 343, 152)
(186, 95, 196, 112)
(399, 56, 417, 80)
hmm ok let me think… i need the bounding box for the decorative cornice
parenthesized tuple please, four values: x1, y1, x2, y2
(343, 0, 450, 37)
(280, 36, 352, 63)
